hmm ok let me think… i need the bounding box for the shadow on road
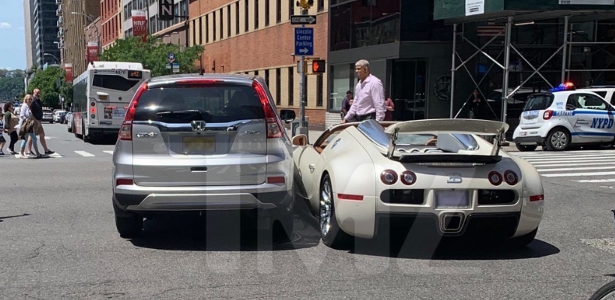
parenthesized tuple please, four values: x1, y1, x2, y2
(0, 213, 30, 222)
(128, 212, 321, 252)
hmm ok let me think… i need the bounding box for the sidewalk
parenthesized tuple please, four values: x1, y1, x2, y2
(286, 128, 520, 152)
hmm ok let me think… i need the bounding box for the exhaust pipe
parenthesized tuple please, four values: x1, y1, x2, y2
(440, 213, 464, 233)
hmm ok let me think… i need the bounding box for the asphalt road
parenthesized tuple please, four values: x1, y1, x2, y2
(1, 123, 615, 299)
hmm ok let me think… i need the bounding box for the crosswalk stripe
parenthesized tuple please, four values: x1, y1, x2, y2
(577, 179, 615, 183)
(541, 171, 615, 177)
(531, 159, 606, 165)
(74, 151, 95, 157)
(521, 154, 615, 160)
(522, 156, 615, 162)
(531, 161, 615, 167)
(103, 150, 113, 155)
(536, 166, 615, 172)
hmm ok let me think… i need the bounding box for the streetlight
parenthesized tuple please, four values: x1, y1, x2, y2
(44, 53, 60, 64)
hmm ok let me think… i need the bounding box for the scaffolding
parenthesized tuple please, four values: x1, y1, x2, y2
(447, 10, 615, 127)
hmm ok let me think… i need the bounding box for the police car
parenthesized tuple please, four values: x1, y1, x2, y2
(512, 82, 615, 151)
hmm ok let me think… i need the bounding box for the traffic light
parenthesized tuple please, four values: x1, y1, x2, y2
(311, 59, 326, 74)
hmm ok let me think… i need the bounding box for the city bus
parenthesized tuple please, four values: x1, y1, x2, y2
(71, 61, 151, 142)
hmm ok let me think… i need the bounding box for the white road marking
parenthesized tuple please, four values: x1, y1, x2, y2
(530, 161, 614, 167)
(75, 151, 95, 157)
(103, 150, 113, 155)
(536, 166, 615, 172)
(577, 179, 615, 183)
(541, 171, 615, 177)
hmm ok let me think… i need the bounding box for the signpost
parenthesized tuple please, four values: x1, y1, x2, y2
(293, 0, 316, 136)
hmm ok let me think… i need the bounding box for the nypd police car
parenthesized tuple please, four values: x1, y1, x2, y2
(512, 82, 615, 151)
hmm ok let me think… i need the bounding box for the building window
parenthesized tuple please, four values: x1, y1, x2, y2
(329, 63, 354, 110)
(264, 69, 269, 87)
(317, 74, 323, 107)
(235, 2, 239, 35)
(205, 15, 209, 43)
(255, 70, 259, 76)
(276, 68, 281, 105)
(244, 0, 249, 32)
(276, 0, 281, 23)
(318, 0, 324, 12)
(227, 5, 231, 37)
(219, 9, 223, 39)
(198, 18, 202, 45)
(289, 0, 293, 19)
(213, 12, 216, 41)
(265, 0, 269, 26)
(288, 67, 294, 106)
(255, 0, 259, 29)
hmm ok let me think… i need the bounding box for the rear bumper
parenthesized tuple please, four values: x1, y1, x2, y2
(112, 184, 293, 215)
(513, 136, 545, 145)
(88, 126, 120, 136)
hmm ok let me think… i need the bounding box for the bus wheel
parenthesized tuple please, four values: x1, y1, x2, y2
(82, 120, 90, 143)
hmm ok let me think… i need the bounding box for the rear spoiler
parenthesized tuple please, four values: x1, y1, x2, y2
(384, 118, 509, 158)
(395, 154, 502, 164)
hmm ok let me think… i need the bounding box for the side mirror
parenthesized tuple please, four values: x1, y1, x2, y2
(280, 109, 296, 124)
(292, 134, 308, 146)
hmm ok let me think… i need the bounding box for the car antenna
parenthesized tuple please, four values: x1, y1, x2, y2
(387, 127, 399, 159)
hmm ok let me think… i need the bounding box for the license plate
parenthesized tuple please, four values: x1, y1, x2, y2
(112, 108, 126, 118)
(183, 136, 215, 154)
(435, 190, 470, 208)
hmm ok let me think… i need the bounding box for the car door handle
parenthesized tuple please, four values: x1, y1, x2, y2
(136, 132, 158, 138)
(309, 164, 315, 172)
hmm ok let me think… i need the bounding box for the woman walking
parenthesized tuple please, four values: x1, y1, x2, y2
(17, 94, 42, 158)
(3, 102, 19, 155)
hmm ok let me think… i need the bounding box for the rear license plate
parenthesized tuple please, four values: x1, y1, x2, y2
(435, 190, 470, 208)
(112, 108, 126, 118)
(183, 136, 215, 154)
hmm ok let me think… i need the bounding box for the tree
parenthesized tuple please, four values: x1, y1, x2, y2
(26, 66, 64, 108)
(98, 35, 205, 77)
(0, 69, 25, 102)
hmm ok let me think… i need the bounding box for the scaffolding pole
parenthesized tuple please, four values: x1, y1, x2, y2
(561, 15, 569, 83)
(501, 16, 513, 125)
(449, 23, 457, 118)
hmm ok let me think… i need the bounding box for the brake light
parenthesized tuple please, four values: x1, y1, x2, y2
(119, 82, 148, 141)
(400, 170, 416, 185)
(253, 81, 284, 139)
(175, 79, 223, 85)
(503, 170, 519, 185)
(116, 178, 134, 186)
(380, 169, 398, 185)
(529, 194, 544, 202)
(488, 171, 502, 185)
(543, 110, 553, 120)
(267, 176, 285, 184)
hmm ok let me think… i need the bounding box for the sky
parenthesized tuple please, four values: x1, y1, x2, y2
(0, 0, 26, 70)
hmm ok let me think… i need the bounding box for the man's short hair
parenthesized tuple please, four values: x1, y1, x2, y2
(355, 59, 370, 71)
(346, 90, 352, 95)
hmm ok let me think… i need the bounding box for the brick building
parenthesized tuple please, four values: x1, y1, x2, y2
(188, 0, 329, 129)
(57, 0, 100, 76)
(101, 0, 122, 49)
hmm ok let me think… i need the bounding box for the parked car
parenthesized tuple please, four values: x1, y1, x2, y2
(53, 110, 66, 123)
(111, 73, 297, 239)
(292, 119, 544, 249)
(42, 107, 53, 123)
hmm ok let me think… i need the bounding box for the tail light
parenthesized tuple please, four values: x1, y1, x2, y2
(504, 170, 519, 185)
(400, 170, 416, 185)
(380, 169, 398, 185)
(267, 176, 285, 184)
(543, 110, 553, 120)
(529, 194, 544, 202)
(253, 80, 283, 139)
(488, 171, 502, 185)
(119, 82, 148, 141)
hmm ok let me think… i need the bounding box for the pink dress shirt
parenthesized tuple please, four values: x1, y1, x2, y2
(344, 74, 386, 121)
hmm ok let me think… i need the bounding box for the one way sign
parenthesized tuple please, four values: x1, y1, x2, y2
(290, 15, 317, 25)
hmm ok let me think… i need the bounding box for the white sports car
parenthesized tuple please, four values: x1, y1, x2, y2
(292, 119, 544, 249)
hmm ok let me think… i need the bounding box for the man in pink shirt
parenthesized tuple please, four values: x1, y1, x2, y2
(342, 59, 386, 123)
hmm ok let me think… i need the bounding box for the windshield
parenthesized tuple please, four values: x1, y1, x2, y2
(522, 94, 554, 111)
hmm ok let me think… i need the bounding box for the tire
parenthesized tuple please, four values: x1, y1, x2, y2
(589, 280, 615, 300)
(319, 174, 352, 249)
(113, 202, 143, 238)
(515, 144, 537, 152)
(546, 128, 570, 151)
(82, 120, 90, 143)
(508, 228, 537, 248)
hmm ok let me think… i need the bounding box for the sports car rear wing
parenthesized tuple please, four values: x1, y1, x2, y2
(383, 118, 509, 160)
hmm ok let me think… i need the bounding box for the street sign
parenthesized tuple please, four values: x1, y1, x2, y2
(167, 52, 176, 64)
(159, 0, 174, 21)
(294, 28, 314, 56)
(290, 15, 317, 25)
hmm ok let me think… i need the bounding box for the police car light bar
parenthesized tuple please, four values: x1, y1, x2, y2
(551, 82, 575, 92)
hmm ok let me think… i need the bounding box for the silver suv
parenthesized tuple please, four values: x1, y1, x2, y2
(111, 73, 296, 239)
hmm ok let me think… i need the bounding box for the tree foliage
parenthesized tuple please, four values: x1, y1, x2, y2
(0, 70, 26, 102)
(26, 66, 65, 108)
(98, 35, 205, 77)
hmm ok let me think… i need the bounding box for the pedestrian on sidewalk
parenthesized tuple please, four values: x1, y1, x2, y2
(30, 89, 54, 155)
(3, 102, 19, 155)
(342, 59, 386, 123)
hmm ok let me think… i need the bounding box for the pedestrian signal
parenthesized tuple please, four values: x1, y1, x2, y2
(311, 59, 326, 74)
